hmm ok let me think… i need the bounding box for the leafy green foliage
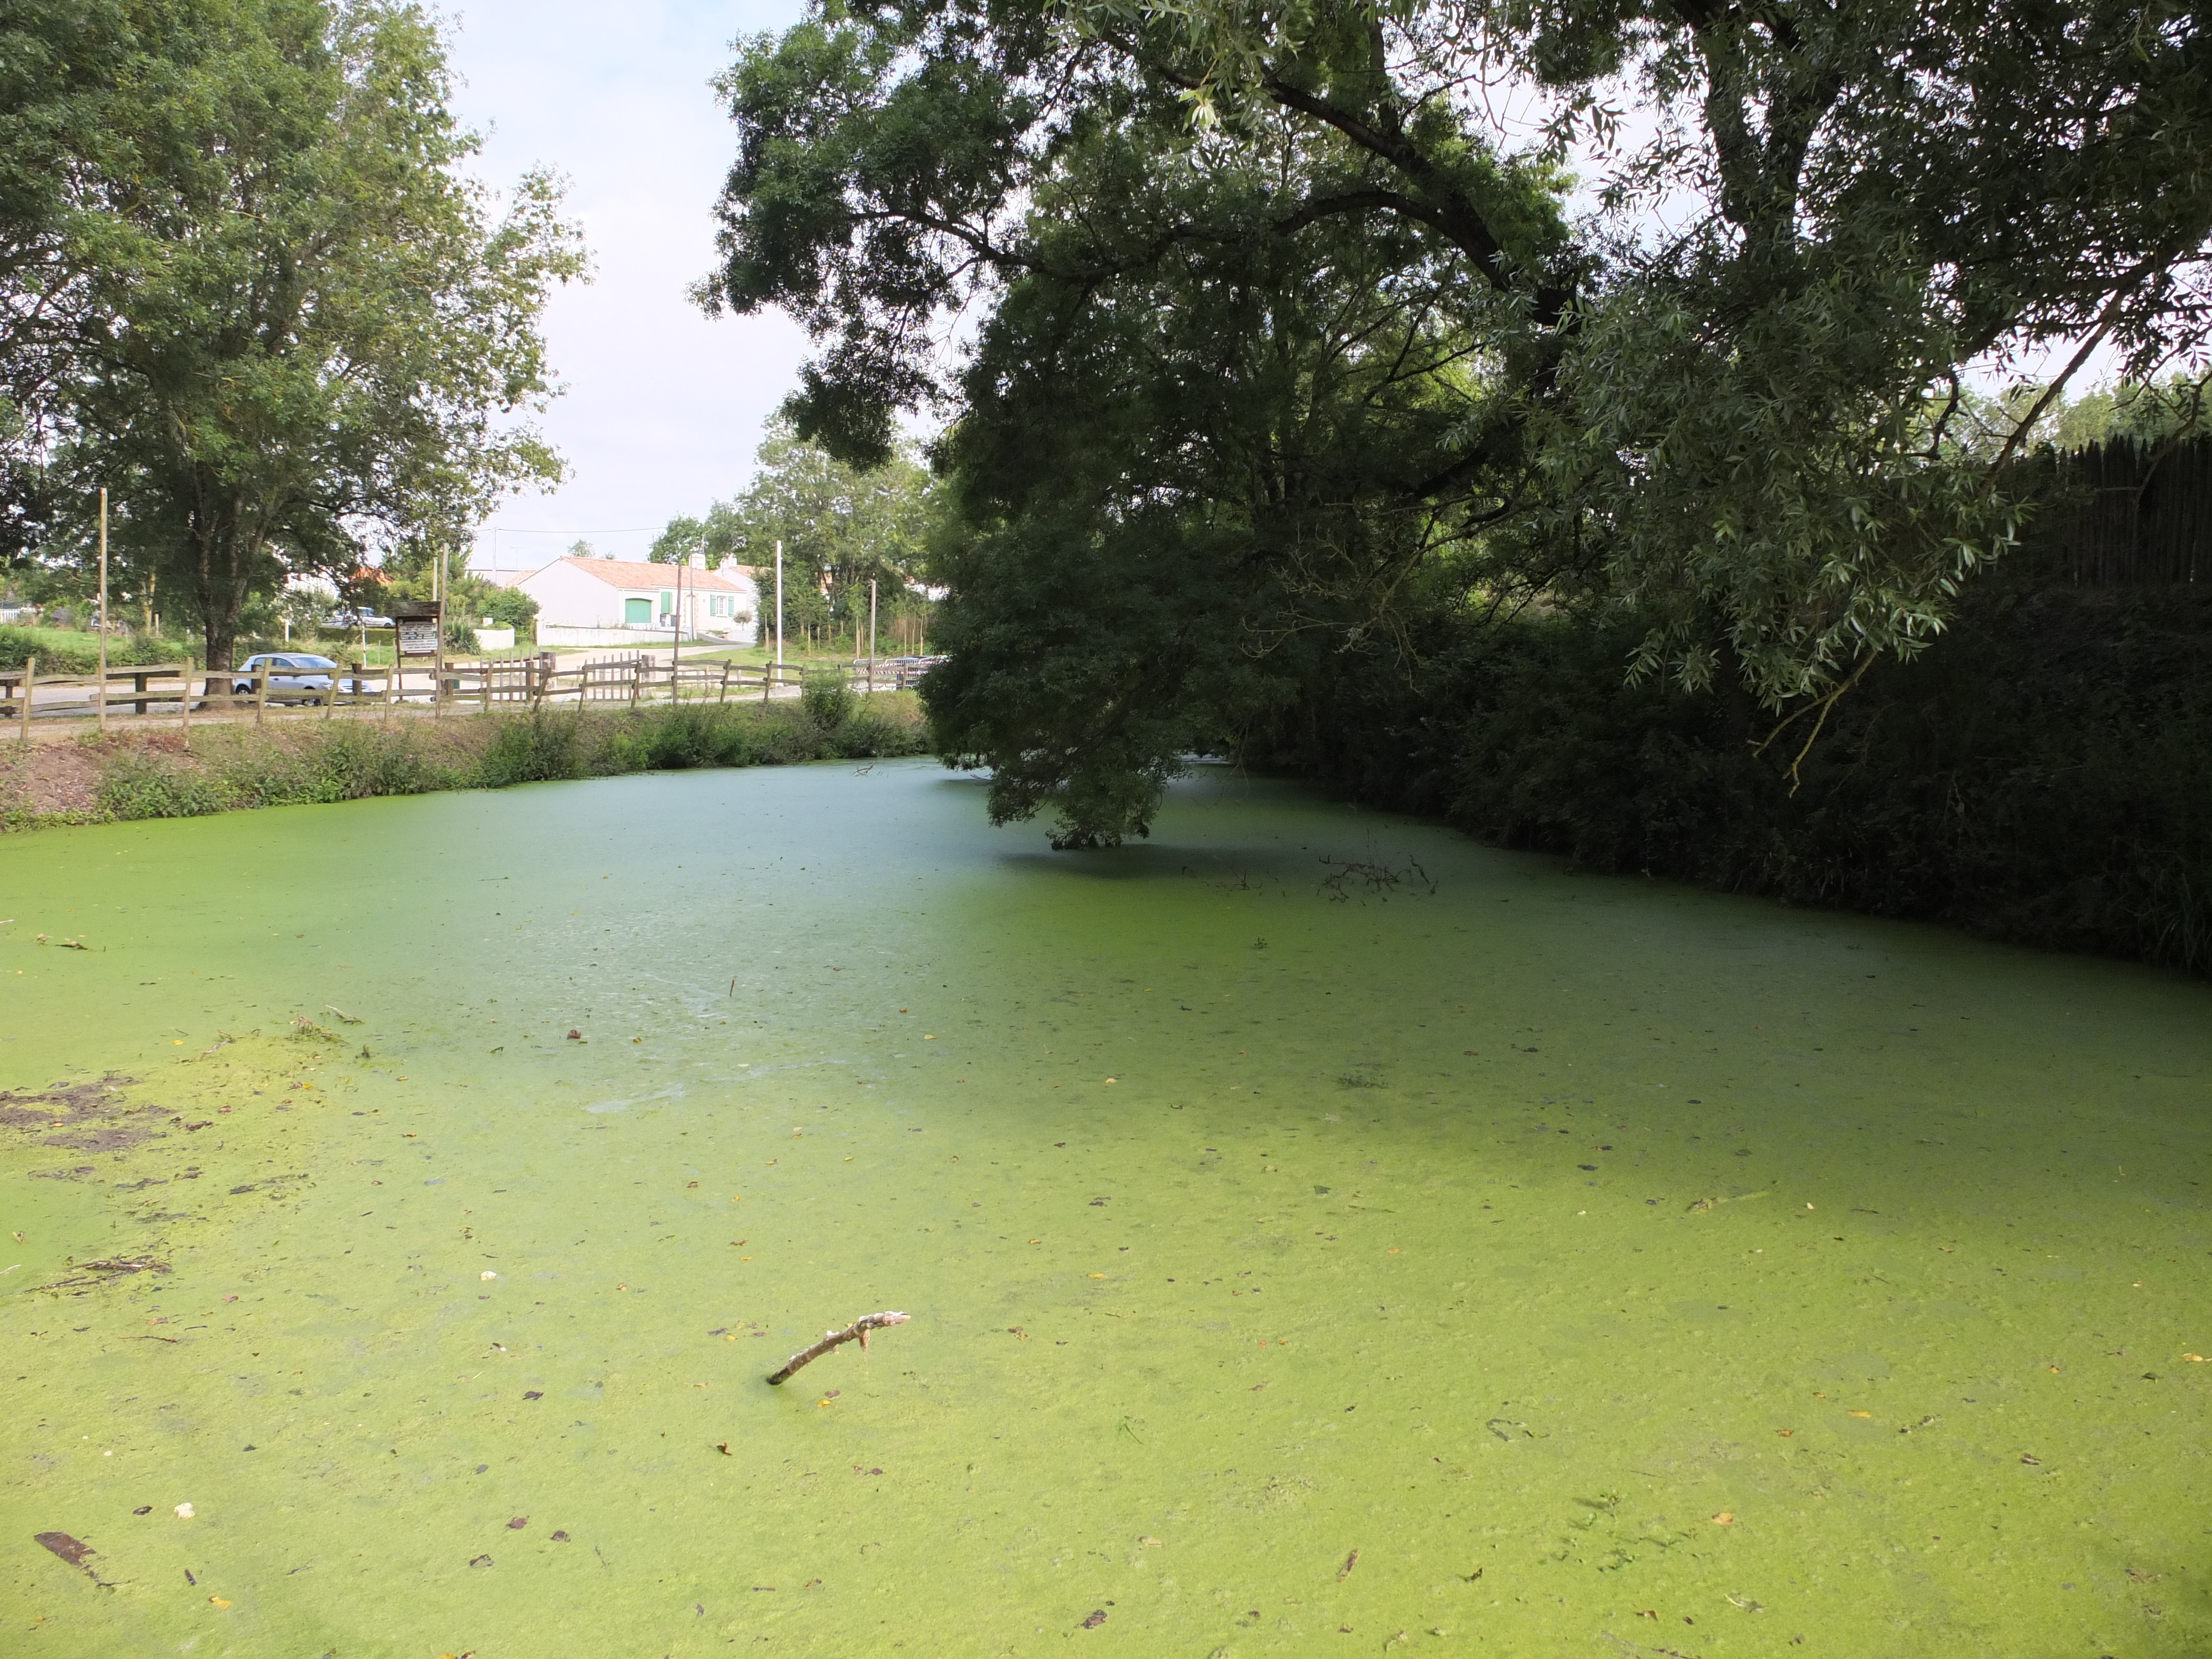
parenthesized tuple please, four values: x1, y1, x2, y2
(703, 0, 2212, 844)
(653, 416, 938, 650)
(1276, 580, 2212, 974)
(0, 624, 184, 671)
(47, 700, 931, 828)
(7, 0, 585, 667)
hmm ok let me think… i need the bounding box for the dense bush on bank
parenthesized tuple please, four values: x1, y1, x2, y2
(1276, 581, 2212, 976)
(1, 696, 928, 829)
(0, 625, 194, 672)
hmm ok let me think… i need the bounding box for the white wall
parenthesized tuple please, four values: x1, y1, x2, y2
(518, 560, 760, 645)
(517, 561, 636, 630)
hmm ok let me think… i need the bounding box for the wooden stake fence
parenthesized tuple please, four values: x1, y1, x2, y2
(0, 650, 922, 734)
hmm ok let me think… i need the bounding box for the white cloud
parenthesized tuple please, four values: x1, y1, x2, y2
(444, 0, 810, 575)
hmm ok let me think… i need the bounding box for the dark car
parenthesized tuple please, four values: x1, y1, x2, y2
(231, 653, 368, 705)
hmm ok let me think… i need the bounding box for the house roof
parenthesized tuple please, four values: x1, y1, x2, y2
(536, 555, 752, 592)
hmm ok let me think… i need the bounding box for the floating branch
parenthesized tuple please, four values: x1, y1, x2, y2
(1316, 853, 1436, 903)
(766, 1311, 909, 1386)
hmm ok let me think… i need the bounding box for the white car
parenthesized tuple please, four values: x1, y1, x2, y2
(231, 653, 368, 704)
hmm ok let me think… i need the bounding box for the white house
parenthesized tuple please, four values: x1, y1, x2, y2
(515, 555, 759, 648)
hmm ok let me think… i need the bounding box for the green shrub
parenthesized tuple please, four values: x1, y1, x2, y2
(801, 670, 855, 732)
(0, 626, 94, 672)
(39, 695, 931, 834)
(0, 627, 199, 671)
(476, 708, 584, 786)
(96, 753, 236, 818)
(1277, 581, 2212, 976)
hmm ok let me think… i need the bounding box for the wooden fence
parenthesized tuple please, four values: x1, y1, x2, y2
(2, 651, 934, 737)
(2011, 434, 2211, 586)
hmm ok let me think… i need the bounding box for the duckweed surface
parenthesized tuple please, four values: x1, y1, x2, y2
(3, 760, 2207, 1656)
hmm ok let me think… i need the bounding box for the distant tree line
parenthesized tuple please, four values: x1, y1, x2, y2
(646, 418, 942, 655)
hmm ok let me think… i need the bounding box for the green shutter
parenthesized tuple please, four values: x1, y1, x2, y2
(624, 596, 650, 625)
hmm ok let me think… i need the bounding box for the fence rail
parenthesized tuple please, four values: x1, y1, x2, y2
(3, 651, 936, 738)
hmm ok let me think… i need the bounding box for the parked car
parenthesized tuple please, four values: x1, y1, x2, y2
(325, 609, 394, 630)
(231, 654, 368, 705)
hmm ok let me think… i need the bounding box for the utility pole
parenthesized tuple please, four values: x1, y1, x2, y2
(774, 539, 784, 671)
(433, 540, 446, 709)
(96, 487, 108, 733)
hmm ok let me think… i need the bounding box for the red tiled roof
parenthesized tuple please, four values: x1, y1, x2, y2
(550, 556, 751, 592)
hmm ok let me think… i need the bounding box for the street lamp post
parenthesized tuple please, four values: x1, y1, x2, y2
(774, 539, 784, 674)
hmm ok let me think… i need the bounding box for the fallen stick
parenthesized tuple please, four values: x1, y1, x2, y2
(766, 1311, 909, 1386)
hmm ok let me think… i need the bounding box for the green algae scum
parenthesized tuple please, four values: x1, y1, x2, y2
(3, 760, 2206, 1656)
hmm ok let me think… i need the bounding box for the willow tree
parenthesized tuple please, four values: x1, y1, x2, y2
(16, 0, 585, 667)
(702, 0, 2212, 842)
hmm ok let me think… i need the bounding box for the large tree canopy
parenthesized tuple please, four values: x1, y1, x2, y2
(702, 0, 2210, 843)
(3, 0, 585, 667)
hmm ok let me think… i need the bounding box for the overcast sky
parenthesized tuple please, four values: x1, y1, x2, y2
(444, 0, 808, 574)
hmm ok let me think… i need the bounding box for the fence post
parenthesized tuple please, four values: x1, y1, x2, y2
(14, 658, 31, 746)
(254, 662, 268, 727)
(630, 654, 642, 709)
(180, 664, 193, 739)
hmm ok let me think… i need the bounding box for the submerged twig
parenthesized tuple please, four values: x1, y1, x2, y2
(765, 1311, 910, 1386)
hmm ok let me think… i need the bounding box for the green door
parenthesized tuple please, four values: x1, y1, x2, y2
(624, 596, 651, 625)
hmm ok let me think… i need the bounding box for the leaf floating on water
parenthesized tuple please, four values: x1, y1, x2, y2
(1710, 1512, 1735, 1525)
(1081, 1609, 1108, 1629)
(468, 1553, 494, 1568)
(1338, 1548, 1360, 1581)
(35, 1532, 93, 1568)
(207, 1595, 231, 1609)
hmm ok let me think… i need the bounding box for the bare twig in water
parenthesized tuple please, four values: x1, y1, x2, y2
(323, 1005, 362, 1024)
(1317, 853, 1435, 902)
(766, 1311, 910, 1386)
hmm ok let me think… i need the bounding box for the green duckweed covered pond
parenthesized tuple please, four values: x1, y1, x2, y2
(2, 759, 2207, 1656)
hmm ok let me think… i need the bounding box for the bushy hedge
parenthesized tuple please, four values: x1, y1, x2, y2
(62, 697, 928, 826)
(1276, 580, 2212, 975)
(0, 625, 192, 672)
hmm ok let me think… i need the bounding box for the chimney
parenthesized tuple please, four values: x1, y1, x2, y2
(688, 551, 706, 569)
